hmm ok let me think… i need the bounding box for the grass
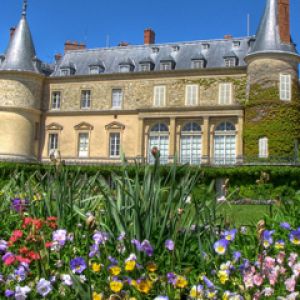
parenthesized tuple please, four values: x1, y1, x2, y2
(218, 204, 272, 226)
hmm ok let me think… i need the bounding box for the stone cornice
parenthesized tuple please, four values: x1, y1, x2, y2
(0, 105, 41, 115)
(46, 67, 247, 83)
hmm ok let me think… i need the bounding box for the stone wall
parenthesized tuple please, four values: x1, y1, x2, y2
(44, 74, 247, 111)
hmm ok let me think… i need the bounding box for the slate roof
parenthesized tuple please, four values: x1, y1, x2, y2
(51, 37, 252, 77)
(247, 0, 299, 58)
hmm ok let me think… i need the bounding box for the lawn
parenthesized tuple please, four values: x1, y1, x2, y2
(218, 204, 272, 226)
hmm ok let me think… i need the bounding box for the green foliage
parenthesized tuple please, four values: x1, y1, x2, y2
(244, 101, 300, 157)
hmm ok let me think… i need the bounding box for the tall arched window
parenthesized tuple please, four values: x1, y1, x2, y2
(180, 122, 202, 165)
(214, 121, 236, 165)
(148, 123, 169, 164)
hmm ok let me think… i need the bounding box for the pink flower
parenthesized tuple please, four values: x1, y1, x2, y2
(292, 262, 300, 277)
(288, 253, 298, 267)
(264, 256, 275, 269)
(253, 274, 264, 286)
(285, 276, 296, 292)
(263, 287, 274, 297)
(276, 251, 286, 265)
(243, 274, 254, 289)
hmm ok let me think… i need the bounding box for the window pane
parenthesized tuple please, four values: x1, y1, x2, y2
(180, 135, 201, 165)
(280, 74, 291, 101)
(81, 90, 91, 109)
(48, 134, 58, 153)
(153, 86, 166, 107)
(148, 135, 169, 165)
(78, 133, 89, 157)
(110, 133, 120, 157)
(186, 85, 198, 106)
(214, 134, 236, 165)
(112, 89, 123, 109)
(51, 92, 61, 109)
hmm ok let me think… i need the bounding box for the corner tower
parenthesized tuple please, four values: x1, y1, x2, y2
(0, 1, 44, 161)
(244, 0, 300, 160)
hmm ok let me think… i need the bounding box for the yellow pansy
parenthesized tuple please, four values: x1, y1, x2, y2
(218, 270, 229, 285)
(110, 280, 123, 293)
(92, 263, 101, 272)
(93, 292, 103, 300)
(146, 262, 157, 272)
(125, 260, 136, 271)
(136, 279, 152, 294)
(109, 265, 121, 276)
(175, 276, 188, 289)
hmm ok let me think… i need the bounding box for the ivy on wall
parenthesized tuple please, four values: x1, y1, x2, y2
(244, 99, 300, 157)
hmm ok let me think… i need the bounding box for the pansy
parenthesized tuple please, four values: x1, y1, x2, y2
(190, 284, 204, 298)
(175, 275, 188, 289)
(165, 239, 175, 251)
(109, 265, 121, 276)
(125, 260, 136, 271)
(93, 292, 103, 300)
(214, 239, 229, 255)
(110, 279, 123, 293)
(52, 229, 67, 246)
(11, 198, 29, 213)
(275, 240, 285, 249)
(280, 222, 291, 230)
(93, 231, 109, 245)
(4, 290, 14, 298)
(141, 240, 154, 257)
(167, 272, 177, 285)
(289, 228, 300, 245)
(36, 278, 52, 297)
(136, 279, 152, 294)
(154, 297, 169, 300)
(262, 230, 275, 248)
(61, 274, 73, 286)
(14, 266, 27, 282)
(0, 240, 8, 254)
(15, 285, 31, 299)
(218, 270, 229, 284)
(223, 229, 237, 241)
(70, 257, 86, 274)
(91, 263, 101, 272)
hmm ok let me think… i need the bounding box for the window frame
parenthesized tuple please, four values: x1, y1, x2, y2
(51, 91, 61, 110)
(77, 132, 90, 158)
(153, 85, 166, 107)
(219, 83, 232, 105)
(111, 89, 123, 109)
(60, 68, 71, 76)
(185, 84, 199, 106)
(224, 58, 237, 67)
(191, 59, 205, 69)
(280, 74, 292, 101)
(109, 132, 121, 158)
(259, 137, 269, 158)
(48, 133, 59, 155)
(80, 90, 91, 109)
(160, 62, 172, 71)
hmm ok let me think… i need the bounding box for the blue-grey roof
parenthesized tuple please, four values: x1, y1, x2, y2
(247, 0, 299, 58)
(0, 15, 40, 74)
(51, 37, 251, 77)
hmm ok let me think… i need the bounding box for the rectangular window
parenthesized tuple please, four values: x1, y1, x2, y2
(110, 133, 120, 157)
(160, 63, 171, 71)
(224, 58, 236, 67)
(81, 90, 91, 109)
(112, 89, 123, 109)
(78, 133, 89, 157)
(219, 83, 232, 105)
(140, 64, 151, 72)
(60, 68, 70, 76)
(185, 85, 199, 106)
(259, 137, 269, 158)
(280, 74, 291, 101)
(191, 60, 205, 69)
(89, 66, 100, 75)
(51, 91, 61, 110)
(153, 86, 166, 107)
(48, 133, 58, 154)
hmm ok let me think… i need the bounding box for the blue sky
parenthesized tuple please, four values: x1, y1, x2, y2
(0, 0, 299, 63)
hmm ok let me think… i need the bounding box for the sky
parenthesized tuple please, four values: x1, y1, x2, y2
(0, 0, 299, 63)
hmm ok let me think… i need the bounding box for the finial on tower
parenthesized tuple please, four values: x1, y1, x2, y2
(22, 0, 28, 16)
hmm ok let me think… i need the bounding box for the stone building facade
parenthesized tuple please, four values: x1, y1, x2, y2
(0, 0, 299, 165)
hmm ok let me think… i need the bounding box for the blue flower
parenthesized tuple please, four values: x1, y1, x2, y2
(213, 239, 229, 255)
(36, 279, 52, 297)
(165, 239, 175, 251)
(289, 228, 300, 245)
(262, 230, 275, 248)
(223, 229, 237, 241)
(70, 257, 87, 274)
(280, 222, 291, 230)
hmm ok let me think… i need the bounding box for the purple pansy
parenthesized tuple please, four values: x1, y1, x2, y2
(289, 228, 300, 245)
(36, 279, 52, 297)
(223, 229, 237, 241)
(262, 230, 275, 248)
(93, 231, 109, 245)
(280, 222, 291, 230)
(202, 275, 215, 289)
(4, 290, 14, 298)
(52, 229, 67, 246)
(70, 257, 87, 274)
(0, 240, 8, 254)
(14, 266, 27, 282)
(167, 272, 177, 285)
(11, 198, 29, 212)
(213, 239, 229, 255)
(165, 239, 175, 251)
(141, 240, 154, 257)
(89, 244, 100, 258)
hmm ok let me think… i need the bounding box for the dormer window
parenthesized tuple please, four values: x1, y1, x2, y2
(140, 64, 151, 72)
(202, 43, 210, 50)
(224, 57, 237, 67)
(160, 62, 172, 71)
(233, 41, 240, 48)
(60, 68, 70, 76)
(119, 59, 134, 73)
(191, 59, 206, 69)
(89, 65, 104, 75)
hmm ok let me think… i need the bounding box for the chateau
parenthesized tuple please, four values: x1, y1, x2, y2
(0, 0, 299, 165)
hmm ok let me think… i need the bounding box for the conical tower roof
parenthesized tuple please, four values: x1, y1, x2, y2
(247, 0, 298, 58)
(0, 1, 40, 73)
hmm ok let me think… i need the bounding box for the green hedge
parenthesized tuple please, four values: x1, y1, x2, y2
(1, 162, 300, 188)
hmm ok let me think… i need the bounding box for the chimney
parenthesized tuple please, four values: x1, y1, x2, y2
(10, 27, 16, 39)
(64, 40, 86, 52)
(278, 0, 290, 43)
(224, 34, 233, 40)
(55, 53, 62, 62)
(144, 28, 155, 45)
